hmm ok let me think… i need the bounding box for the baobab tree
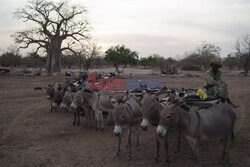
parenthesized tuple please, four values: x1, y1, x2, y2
(12, 0, 91, 73)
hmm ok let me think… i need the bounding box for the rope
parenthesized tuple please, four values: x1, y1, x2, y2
(125, 103, 141, 124)
(193, 110, 200, 138)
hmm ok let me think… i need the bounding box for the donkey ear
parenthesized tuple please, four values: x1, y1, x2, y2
(67, 87, 71, 91)
(142, 90, 147, 96)
(110, 97, 117, 105)
(72, 89, 77, 93)
(174, 98, 186, 107)
(155, 90, 164, 96)
(122, 90, 129, 102)
(139, 95, 143, 103)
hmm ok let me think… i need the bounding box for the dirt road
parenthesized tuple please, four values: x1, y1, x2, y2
(0, 74, 249, 167)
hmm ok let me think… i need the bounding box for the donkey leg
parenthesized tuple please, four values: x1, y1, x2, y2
(99, 111, 104, 131)
(50, 100, 53, 112)
(109, 114, 113, 125)
(224, 134, 232, 167)
(77, 110, 80, 126)
(175, 130, 181, 153)
(86, 108, 92, 128)
(127, 127, 132, 160)
(164, 133, 169, 165)
(92, 110, 95, 121)
(136, 125, 139, 146)
(95, 110, 103, 130)
(115, 136, 122, 157)
(187, 138, 199, 167)
(154, 135, 160, 162)
(193, 141, 199, 167)
(73, 111, 77, 125)
(89, 110, 93, 128)
(220, 138, 227, 161)
(85, 110, 89, 128)
(94, 110, 100, 130)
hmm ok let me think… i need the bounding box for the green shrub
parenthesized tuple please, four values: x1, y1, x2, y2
(181, 64, 201, 71)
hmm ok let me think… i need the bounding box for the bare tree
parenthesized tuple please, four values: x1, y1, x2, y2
(83, 43, 101, 70)
(178, 52, 202, 71)
(234, 34, 250, 76)
(12, 0, 91, 73)
(74, 43, 101, 70)
(61, 51, 78, 69)
(196, 42, 221, 70)
(92, 56, 106, 68)
(74, 50, 85, 70)
(152, 54, 165, 69)
(222, 54, 238, 71)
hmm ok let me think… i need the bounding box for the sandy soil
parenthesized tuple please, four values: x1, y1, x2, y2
(0, 72, 250, 167)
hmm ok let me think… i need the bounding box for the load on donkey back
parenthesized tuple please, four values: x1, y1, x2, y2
(179, 59, 238, 108)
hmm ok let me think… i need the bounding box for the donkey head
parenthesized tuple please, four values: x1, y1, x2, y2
(156, 98, 186, 138)
(71, 90, 83, 110)
(45, 83, 55, 100)
(140, 90, 167, 131)
(111, 91, 132, 137)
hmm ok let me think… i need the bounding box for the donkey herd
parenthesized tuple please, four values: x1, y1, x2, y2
(45, 81, 236, 167)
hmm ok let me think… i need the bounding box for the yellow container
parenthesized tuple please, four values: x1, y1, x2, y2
(75, 73, 80, 79)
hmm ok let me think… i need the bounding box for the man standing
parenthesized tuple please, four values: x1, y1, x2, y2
(205, 59, 238, 108)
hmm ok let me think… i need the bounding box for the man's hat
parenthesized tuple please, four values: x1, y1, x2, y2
(210, 59, 222, 68)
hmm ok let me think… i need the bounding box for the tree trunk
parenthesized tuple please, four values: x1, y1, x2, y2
(45, 40, 62, 73)
(244, 61, 249, 76)
(117, 71, 121, 77)
(115, 66, 121, 77)
(79, 58, 82, 71)
(244, 68, 249, 76)
(229, 65, 232, 71)
(115, 64, 127, 77)
(85, 61, 91, 71)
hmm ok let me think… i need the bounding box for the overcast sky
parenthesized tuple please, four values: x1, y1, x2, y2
(0, 0, 250, 58)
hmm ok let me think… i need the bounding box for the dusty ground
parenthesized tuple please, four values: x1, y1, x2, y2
(0, 71, 250, 167)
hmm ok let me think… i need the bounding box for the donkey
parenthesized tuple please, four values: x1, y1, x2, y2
(156, 99, 236, 167)
(60, 86, 77, 112)
(140, 90, 168, 162)
(51, 83, 66, 111)
(45, 83, 66, 112)
(71, 89, 126, 130)
(71, 89, 96, 127)
(92, 90, 128, 130)
(140, 89, 186, 164)
(45, 83, 55, 112)
(111, 93, 142, 160)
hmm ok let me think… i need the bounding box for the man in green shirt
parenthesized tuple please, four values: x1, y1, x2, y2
(205, 59, 238, 108)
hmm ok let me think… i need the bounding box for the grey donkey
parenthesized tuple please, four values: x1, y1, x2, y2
(156, 98, 236, 167)
(111, 93, 142, 160)
(140, 89, 185, 165)
(71, 89, 95, 128)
